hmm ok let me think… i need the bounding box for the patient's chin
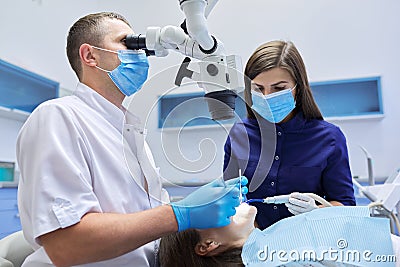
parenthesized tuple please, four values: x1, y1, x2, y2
(248, 205, 257, 216)
(233, 203, 258, 224)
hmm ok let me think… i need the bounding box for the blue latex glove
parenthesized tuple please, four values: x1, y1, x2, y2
(171, 176, 248, 231)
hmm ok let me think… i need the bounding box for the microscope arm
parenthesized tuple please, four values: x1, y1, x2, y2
(142, 25, 225, 59)
(124, 0, 244, 120)
(126, 0, 224, 59)
(179, 0, 217, 51)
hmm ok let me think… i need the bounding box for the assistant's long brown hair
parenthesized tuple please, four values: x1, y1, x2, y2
(158, 229, 244, 267)
(244, 40, 323, 120)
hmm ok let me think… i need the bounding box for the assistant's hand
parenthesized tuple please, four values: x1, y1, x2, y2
(170, 176, 248, 231)
(285, 192, 318, 215)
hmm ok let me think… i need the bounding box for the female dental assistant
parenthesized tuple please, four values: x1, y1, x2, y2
(223, 40, 356, 229)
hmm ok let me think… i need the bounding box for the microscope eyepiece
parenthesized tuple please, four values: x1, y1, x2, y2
(125, 34, 155, 56)
(125, 34, 147, 50)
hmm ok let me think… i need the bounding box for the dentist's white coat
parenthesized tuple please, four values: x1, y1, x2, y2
(17, 83, 167, 266)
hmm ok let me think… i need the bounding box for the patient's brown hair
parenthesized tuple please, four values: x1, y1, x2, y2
(158, 229, 244, 267)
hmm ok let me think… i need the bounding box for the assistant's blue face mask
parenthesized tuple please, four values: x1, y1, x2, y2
(251, 86, 296, 123)
(93, 46, 149, 96)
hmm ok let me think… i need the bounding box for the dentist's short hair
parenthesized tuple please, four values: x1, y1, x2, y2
(66, 12, 131, 80)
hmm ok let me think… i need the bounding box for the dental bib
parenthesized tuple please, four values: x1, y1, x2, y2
(242, 206, 394, 266)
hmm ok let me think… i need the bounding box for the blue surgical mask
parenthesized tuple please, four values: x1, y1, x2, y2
(251, 86, 296, 123)
(93, 46, 149, 96)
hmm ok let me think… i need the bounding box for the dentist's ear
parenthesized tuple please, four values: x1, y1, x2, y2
(194, 240, 221, 256)
(79, 43, 97, 67)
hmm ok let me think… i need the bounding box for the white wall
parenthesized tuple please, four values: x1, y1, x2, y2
(1, 0, 399, 183)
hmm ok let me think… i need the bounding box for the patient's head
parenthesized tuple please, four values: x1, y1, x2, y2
(158, 203, 257, 267)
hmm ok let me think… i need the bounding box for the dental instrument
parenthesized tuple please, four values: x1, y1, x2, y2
(246, 195, 290, 204)
(353, 173, 400, 235)
(359, 145, 375, 186)
(246, 193, 333, 207)
(239, 170, 242, 202)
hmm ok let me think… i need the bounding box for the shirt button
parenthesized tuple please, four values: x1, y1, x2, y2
(277, 131, 282, 136)
(275, 155, 280, 160)
(273, 205, 278, 210)
(271, 181, 275, 186)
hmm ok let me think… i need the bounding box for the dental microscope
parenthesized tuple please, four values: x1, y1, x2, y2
(124, 0, 245, 121)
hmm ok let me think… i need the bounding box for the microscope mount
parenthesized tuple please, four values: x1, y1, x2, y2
(125, 0, 245, 120)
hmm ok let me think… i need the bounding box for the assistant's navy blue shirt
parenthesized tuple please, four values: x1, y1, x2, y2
(223, 111, 355, 229)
